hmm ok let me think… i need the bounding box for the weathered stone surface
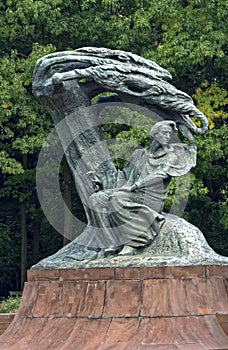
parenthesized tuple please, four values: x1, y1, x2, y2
(185, 277, 228, 315)
(141, 279, 189, 317)
(0, 266, 228, 349)
(103, 280, 142, 317)
(0, 314, 15, 336)
(218, 314, 228, 337)
(115, 265, 206, 280)
(32, 214, 228, 269)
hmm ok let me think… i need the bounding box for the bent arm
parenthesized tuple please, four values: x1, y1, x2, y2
(132, 169, 170, 190)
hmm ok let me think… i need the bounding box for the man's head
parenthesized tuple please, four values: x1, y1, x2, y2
(150, 121, 178, 147)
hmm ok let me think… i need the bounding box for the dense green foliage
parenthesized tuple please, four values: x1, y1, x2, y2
(0, 295, 21, 313)
(0, 0, 227, 295)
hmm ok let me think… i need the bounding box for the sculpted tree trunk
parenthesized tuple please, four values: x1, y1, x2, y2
(63, 156, 72, 246)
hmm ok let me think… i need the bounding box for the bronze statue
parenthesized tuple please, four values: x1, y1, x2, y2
(32, 47, 228, 268)
(88, 120, 196, 256)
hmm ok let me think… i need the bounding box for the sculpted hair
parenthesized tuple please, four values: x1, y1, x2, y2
(150, 120, 178, 139)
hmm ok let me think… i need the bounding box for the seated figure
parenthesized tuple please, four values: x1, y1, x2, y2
(89, 120, 196, 256)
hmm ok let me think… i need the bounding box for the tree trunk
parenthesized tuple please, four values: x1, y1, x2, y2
(20, 200, 27, 290)
(63, 156, 72, 246)
(32, 195, 41, 264)
(200, 205, 210, 235)
(32, 217, 40, 264)
(20, 154, 28, 291)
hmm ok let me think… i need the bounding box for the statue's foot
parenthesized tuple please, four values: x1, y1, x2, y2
(104, 246, 122, 257)
(118, 245, 138, 256)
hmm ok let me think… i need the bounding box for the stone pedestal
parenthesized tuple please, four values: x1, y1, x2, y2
(0, 314, 15, 336)
(0, 265, 228, 349)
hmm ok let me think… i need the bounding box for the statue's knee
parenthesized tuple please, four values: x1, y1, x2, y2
(111, 190, 128, 202)
(89, 193, 99, 207)
(89, 190, 111, 208)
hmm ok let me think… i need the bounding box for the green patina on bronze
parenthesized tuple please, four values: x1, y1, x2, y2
(32, 47, 228, 269)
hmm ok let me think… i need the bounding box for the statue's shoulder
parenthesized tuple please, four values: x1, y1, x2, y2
(169, 143, 197, 162)
(169, 143, 196, 153)
(165, 143, 197, 176)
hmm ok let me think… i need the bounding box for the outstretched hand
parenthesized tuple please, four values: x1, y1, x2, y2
(118, 186, 134, 192)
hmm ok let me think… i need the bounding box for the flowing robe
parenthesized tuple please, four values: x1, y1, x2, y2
(88, 143, 196, 249)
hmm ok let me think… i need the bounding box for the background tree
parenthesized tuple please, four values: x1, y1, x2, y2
(0, 0, 227, 294)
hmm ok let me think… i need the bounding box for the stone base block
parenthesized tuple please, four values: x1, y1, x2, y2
(0, 265, 228, 349)
(0, 314, 15, 336)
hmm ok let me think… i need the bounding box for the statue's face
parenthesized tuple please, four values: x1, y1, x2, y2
(154, 125, 173, 146)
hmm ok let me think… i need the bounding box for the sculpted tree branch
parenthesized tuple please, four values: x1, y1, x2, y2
(33, 47, 208, 141)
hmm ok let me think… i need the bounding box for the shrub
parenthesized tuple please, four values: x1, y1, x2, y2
(0, 295, 21, 313)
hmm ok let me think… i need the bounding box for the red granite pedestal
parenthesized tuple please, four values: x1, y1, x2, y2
(0, 265, 228, 349)
(0, 314, 15, 336)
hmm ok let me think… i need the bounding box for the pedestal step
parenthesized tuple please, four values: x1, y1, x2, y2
(0, 265, 228, 349)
